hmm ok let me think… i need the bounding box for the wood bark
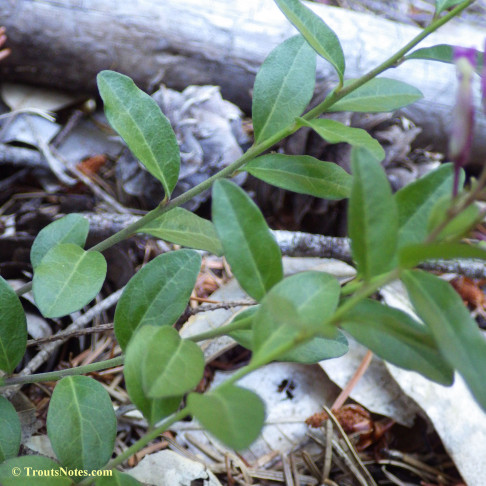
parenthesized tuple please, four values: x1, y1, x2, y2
(1, 0, 485, 163)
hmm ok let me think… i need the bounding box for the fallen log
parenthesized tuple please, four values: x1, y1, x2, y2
(1, 0, 485, 163)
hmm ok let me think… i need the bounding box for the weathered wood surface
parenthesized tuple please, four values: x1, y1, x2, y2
(1, 0, 485, 162)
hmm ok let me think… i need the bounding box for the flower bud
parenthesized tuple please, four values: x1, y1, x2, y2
(449, 47, 476, 196)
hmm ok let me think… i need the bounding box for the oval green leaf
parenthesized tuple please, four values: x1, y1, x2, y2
(33, 244, 107, 318)
(252, 271, 340, 362)
(138, 207, 223, 256)
(435, 0, 465, 14)
(0, 456, 72, 485)
(274, 0, 345, 82)
(230, 305, 347, 364)
(395, 163, 456, 248)
(0, 397, 21, 463)
(212, 180, 283, 301)
(0, 277, 27, 373)
(330, 78, 423, 112)
(340, 299, 453, 385)
(47, 375, 117, 471)
(31, 214, 89, 269)
(348, 147, 398, 280)
(124, 326, 181, 426)
(279, 331, 348, 363)
(252, 35, 316, 143)
(399, 242, 486, 269)
(97, 70, 180, 198)
(427, 196, 480, 242)
(95, 470, 141, 486)
(187, 385, 265, 450)
(114, 250, 201, 350)
(245, 154, 351, 200)
(402, 270, 486, 410)
(405, 44, 483, 73)
(297, 118, 385, 161)
(142, 326, 205, 398)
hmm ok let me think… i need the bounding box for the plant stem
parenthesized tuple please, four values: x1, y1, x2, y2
(186, 314, 254, 342)
(109, 407, 190, 469)
(426, 159, 486, 243)
(77, 407, 191, 485)
(0, 356, 124, 387)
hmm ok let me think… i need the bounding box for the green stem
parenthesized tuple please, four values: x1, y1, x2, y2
(187, 314, 254, 342)
(77, 407, 191, 485)
(0, 356, 124, 387)
(108, 407, 190, 469)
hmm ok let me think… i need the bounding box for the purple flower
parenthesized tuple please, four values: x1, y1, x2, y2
(482, 40, 486, 115)
(449, 47, 476, 197)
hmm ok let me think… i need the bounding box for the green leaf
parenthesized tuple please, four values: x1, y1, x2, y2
(188, 385, 265, 450)
(252, 35, 316, 144)
(142, 326, 205, 398)
(427, 196, 480, 241)
(395, 164, 456, 248)
(138, 208, 223, 256)
(279, 332, 348, 363)
(0, 456, 72, 485)
(230, 306, 348, 364)
(124, 326, 181, 426)
(245, 154, 351, 199)
(114, 249, 201, 350)
(0, 397, 21, 463)
(402, 270, 486, 410)
(212, 180, 283, 301)
(435, 0, 466, 14)
(399, 242, 486, 268)
(33, 244, 107, 318)
(97, 70, 180, 198)
(348, 147, 398, 279)
(95, 470, 141, 486)
(274, 0, 345, 82)
(31, 214, 89, 269)
(252, 271, 340, 362)
(405, 44, 484, 73)
(0, 277, 27, 373)
(340, 299, 453, 384)
(297, 118, 385, 161)
(330, 78, 423, 112)
(47, 375, 117, 471)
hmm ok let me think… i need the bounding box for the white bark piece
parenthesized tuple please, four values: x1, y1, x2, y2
(2, 0, 485, 162)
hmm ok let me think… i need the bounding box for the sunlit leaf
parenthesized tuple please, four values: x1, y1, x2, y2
(33, 244, 106, 318)
(114, 250, 201, 350)
(97, 71, 180, 198)
(212, 180, 283, 301)
(142, 327, 205, 398)
(330, 78, 422, 112)
(47, 376, 117, 471)
(340, 299, 453, 384)
(0, 277, 27, 373)
(31, 214, 89, 269)
(188, 385, 265, 450)
(274, 0, 345, 82)
(124, 326, 181, 426)
(245, 154, 351, 199)
(0, 397, 21, 462)
(395, 164, 456, 248)
(297, 118, 384, 161)
(402, 270, 486, 410)
(253, 35, 316, 143)
(139, 208, 223, 256)
(348, 147, 398, 279)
